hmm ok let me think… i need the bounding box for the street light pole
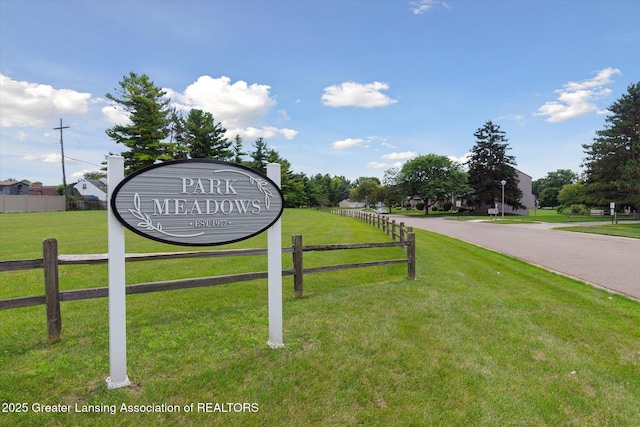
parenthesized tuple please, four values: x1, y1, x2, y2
(500, 180, 506, 221)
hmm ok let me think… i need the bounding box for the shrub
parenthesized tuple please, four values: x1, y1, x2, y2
(569, 204, 590, 215)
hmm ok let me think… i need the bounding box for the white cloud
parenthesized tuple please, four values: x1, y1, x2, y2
(99, 74, 297, 141)
(70, 169, 97, 179)
(166, 75, 276, 129)
(162, 75, 298, 141)
(535, 67, 621, 123)
(332, 138, 365, 150)
(321, 81, 398, 108)
(381, 151, 418, 161)
(22, 153, 62, 164)
(448, 153, 471, 170)
(42, 153, 62, 163)
(101, 102, 132, 125)
(369, 151, 416, 171)
(0, 73, 92, 127)
(410, 0, 450, 15)
(367, 161, 389, 169)
(279, 128, 299, 140)
(234, 126, 299, 141)
(277, 109, 290, 122)
(368, 161, 404, 170)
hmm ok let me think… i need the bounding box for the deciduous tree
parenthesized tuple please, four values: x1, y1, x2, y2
(532, 169, 578, 208)
(350, 178, 380, 207)
(394, 154, 469, 214)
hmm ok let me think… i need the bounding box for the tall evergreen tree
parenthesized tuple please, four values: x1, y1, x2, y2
(184, 109, 232, 160)
(167, 108, 189, 159)
(466, 121, 523, 210)
(249, 137, 270, 173)
(231, 134, 247, 164)
(582, 82, 640, 209)
(105, 72, 171, 173)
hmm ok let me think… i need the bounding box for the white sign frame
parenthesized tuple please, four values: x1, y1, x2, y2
(106, 156, 284, 390)
(110, 159, 284, 246)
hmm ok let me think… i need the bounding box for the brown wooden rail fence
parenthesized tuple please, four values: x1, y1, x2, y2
(330, 209, 413, 244)
(1, 231, 415, 343)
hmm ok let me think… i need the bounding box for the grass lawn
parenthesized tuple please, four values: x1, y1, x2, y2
(394, 206, 638, 225)
(1, 210, 639, 426)
(555, 223, 640, 239)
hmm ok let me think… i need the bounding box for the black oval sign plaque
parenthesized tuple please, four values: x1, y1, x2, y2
(110, 160, 284, 246)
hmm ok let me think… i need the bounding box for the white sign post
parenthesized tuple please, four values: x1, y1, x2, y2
(104, 159, 285, 389)
(106, 155, 131, 389)
(266, 163, 284, 348)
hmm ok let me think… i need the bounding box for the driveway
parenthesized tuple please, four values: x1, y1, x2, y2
(388, 215, 640, 301)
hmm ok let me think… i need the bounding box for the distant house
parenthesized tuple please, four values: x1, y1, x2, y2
(28, 182, 59, 196)
(506, 169, 536, 215)
(407, 168, 536, 215)
(0, 181, 66, 212)
(72, 178, 108, 202)
(465, 169, 536, 215)
(0, 180, 30, 195)
(338, 199, 366, 209)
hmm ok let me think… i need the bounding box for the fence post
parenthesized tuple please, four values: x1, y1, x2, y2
(43, 238, 61, 343)
(292, 234, 304, 298)
(391, 220, 397, 241)
(400, 222, 405, 242)
(407, 232, 416, 280)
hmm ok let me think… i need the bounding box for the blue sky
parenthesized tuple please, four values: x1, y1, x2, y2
(1, 0, 639, 186)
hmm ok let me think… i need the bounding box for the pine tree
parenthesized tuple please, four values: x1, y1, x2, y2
(466, 121, 523, 210)
(231, 134, 247, 164)
(249, 137, 270, 173)
(167, 108, 189, 159)
(184, 109, 232, 160)
(582, 82, 640, 209)
(105, 72, 171, 173)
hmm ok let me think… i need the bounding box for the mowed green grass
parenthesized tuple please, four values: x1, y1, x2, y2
(555, 223, 640, 239)
(1, 210, 639, 426)
(399, 207, 637, 225)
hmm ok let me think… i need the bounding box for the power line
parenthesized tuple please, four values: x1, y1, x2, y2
(64, 156, 101, 167)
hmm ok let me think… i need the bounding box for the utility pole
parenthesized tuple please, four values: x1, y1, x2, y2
(53, 119, 70, 192)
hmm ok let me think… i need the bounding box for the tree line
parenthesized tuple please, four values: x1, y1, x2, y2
(101, 72, 639, 213)
(102, 72, 356, 208)
(535, 82, 639, 213)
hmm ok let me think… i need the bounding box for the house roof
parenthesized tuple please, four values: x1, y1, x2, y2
(74, 178, 108, 193)
(28, 182, 58, 196)
(0, 180, 29, 186)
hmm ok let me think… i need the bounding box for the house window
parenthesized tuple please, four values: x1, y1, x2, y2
(82, 183, 87, 190)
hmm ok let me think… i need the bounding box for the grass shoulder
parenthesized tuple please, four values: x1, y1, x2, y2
(555, 222, 640, 239)
(1, 209, 639, 425)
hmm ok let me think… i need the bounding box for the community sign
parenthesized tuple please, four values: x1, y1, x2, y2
(110, 160, 284, 246)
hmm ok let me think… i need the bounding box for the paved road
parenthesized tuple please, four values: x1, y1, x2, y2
(388, 215, 640, 301)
